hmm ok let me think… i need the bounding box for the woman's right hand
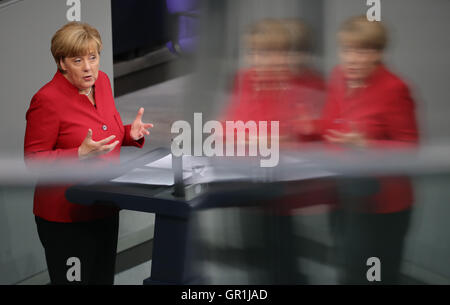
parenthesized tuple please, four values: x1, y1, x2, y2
(78, 129, 120, 160)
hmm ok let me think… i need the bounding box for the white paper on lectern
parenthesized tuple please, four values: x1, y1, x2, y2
(145, 154, 209, 171)
(139, 154, 336, 184)
(111, 168, 192, 186)
(144, 154, 173, 169)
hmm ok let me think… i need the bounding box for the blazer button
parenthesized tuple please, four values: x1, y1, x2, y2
(102, 124, 108, 131)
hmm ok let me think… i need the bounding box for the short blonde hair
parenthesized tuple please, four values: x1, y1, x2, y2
(51, 21, 103, 73)
(338, 16, 387, 50)
(245, 19, 291, 51)
(280, 18, 311, 52)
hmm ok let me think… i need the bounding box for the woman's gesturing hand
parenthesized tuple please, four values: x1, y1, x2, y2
(130, 107, 154, 141)
(324, 129, 367, 148)
(78, 129, 120, 160)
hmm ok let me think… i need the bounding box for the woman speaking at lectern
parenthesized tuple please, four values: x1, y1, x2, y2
(24, 22, 153, 284)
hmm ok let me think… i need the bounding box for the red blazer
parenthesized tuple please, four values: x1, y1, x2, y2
(24, 70, 144, 222)
(321, 65, 419, 213)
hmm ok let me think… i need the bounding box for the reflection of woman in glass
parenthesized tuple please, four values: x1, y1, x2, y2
(221, 19, 330, 284)
(322, 16, 419, 284)
(223, 18, 325, 144)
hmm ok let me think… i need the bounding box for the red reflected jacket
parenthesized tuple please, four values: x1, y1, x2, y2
(24, 70, 144, 222)
(321, 65, 419, 213)
(222, 68, 325, 141)
(222, 68, 337, 214)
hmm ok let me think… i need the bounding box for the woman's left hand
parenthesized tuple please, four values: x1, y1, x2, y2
(130, 107, 153, 141)
(324, 129, 367, 148)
